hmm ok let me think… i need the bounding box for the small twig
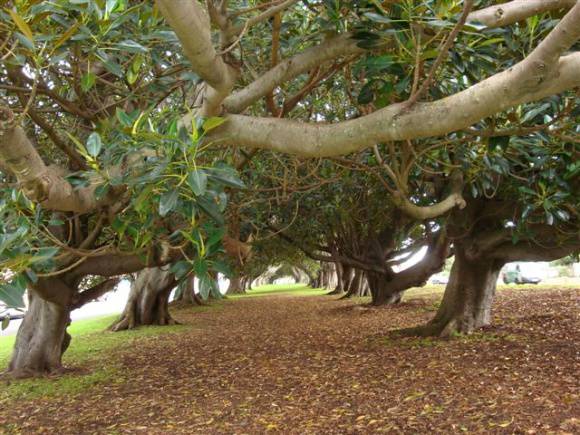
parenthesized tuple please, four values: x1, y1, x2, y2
(402, 0, 474, 111)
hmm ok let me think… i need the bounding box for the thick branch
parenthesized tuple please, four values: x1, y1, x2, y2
(468, 0, 577, 29)
(156, 0, 235, 115)
(0, 108, 115, 213)
(72, 278, 120, 309)
(71, 248, 179, 278)
(213, 52, 580, 156)
(492, 241, 580, 262)
(394, 171, 466, 219)
(223, 34, 363, 113)
(390, 232, 449, 290)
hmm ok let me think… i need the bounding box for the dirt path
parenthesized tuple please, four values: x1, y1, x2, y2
(1, 288, 579, 434)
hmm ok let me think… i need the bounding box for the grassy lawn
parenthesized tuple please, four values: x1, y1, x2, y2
(0, 314, 187, 401)
(229, 283, 328, 299)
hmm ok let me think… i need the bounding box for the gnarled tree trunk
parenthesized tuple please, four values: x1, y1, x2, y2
(110, 267, 177, 331)
(227, 275, 246, 294)
(403, 248, 503, 337)
(7, 291, 71, 378)
(5, 274, 119, 377)
(367, 271, 403, 305)
(174, 277, 205, 306)
(341, 268, 366, 298)
(368, 231, 449, 306)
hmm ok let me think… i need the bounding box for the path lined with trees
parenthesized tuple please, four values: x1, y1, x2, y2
(0, 7, 579, 435)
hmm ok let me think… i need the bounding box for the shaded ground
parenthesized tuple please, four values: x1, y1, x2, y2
(1, 286, 579, 434)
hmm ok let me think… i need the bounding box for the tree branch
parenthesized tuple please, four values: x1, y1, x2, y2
(231, 0, 299, 34)
(0, 106, 118, 213)
(493, 241, 580, 262)
(156, 0, 236, 116)
(394, 171, 466, 220)
(468, 0, 577, 29)
(72, 278, 120, 310)
(212, 52, 580, 156)
(223, 34, 363, 113)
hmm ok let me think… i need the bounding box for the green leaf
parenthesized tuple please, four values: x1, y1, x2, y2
(197, 195, 224, 225)
(521, 103, 550, 124)
(202, 117, 226, 132)
(358, 83, 374, 104)
(364, 12, 392, 24)
(81, 72, 96, 92)
(206, 166, 246, 189)
(187, 169, 208, 196)
(170, 261, 191, 279)
(103, 59, 124, 78)
(116, 108, 133, 126)
(117, 39, 147, 53)
(1, 315, 9, 331)
(86, 132, 102, 157)
(198, 276, 211, 300)
(0, 282, 26, 309)
(159, 190, 179, 217)
(488, 136, 510, 151)
(545, 210, 554, 226)
(212, 260, 232, 277)
(126, 68, 138, 85)
(14, 32, 34, 50)
(105, 0, 119, 16)
(7, 9, 34, 42)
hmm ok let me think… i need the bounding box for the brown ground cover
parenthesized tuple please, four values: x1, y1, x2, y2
(1, 287, 579, 434)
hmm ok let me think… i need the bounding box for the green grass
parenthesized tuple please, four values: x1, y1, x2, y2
(229, 283, 328, 299)
(0, 314, 187, 401)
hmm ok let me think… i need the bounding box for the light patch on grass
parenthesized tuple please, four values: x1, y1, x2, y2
(0, 314, 188, 401)
(229, 284, 328, 299)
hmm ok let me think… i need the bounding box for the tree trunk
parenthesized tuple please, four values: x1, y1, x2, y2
(227, 275, 246, 294)
(327, 262, 343, 294)
(340, 268, 364, 299)
(367, 271, 403, 306)
(6, 290, 72, 378)
(174, 277, 205, 306)
(110, 267, 177, 331)
(402, 249, 503, 337)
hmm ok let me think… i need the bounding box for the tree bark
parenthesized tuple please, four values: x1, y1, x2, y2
(368, 231, 449, 306)
(402, 249, 503, 337)
(341, 268, 366, 299)
(367, 271, 403, 305)
(227, 275, 246, 294)
(6, 289, 72, 378)
(327, 261, 344, 294)
(174, 277, 205, 306)
(110, 267, 177, 331)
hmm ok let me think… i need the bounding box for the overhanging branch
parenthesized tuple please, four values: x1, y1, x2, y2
(468, 0, 577, 29)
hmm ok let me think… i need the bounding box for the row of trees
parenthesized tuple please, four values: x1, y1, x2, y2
(1, 0, 578, 377)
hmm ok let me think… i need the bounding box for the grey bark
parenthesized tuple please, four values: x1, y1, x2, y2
(6, 290, 72, 378)
(110, 267, 177, 331)
(227, 275, 246, 294)
(402, 247, 503, 337)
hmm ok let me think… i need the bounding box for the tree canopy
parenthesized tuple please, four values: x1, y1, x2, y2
(0, 0, 578, 376)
